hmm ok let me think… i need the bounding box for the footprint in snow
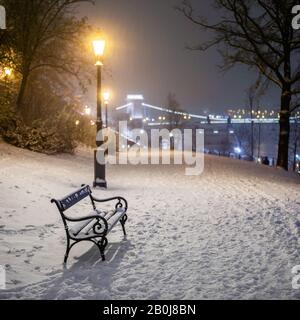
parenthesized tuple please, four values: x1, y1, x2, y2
(33, 245, 43, 250)
(10, 279, 22, 285)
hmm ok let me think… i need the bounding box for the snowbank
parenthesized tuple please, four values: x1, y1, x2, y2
(0, 141, 299, 299)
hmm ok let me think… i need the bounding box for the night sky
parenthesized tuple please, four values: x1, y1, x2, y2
(80, 0, 279, 114)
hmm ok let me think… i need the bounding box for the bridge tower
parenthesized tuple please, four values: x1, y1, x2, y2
(126, 94, 146, 120)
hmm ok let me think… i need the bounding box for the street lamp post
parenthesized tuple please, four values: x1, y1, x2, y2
(93, 39, 107, 189)
(258, 120, 262, 160)
(250, 105, 254, 161)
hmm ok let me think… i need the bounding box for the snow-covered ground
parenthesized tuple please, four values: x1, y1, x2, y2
(0, 141, 299, 300)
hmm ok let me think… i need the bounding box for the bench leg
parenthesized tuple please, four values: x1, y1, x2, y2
(64, 237, 71, 265)
(98, 237, 108, 261)
(64, 249, 69, 264)
(120, 214, 128, 237)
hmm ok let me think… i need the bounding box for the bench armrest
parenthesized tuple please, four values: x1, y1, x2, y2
(91, 196, 128, 212)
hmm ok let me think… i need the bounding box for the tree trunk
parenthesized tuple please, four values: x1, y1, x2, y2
(16, 69, 30, 110)
(277, 87, 291, 170)
(293, 140, 297, 172)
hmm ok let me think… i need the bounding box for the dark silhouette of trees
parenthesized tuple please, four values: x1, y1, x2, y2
(177, 0, 300, 170)
(0, 0, 94, 112)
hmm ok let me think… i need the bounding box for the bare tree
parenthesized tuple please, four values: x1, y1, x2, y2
(0, 0, 94, 111)
(166, 92, 185, 131)
(245, 79, 266, 159)
(177, 0, 300, 170)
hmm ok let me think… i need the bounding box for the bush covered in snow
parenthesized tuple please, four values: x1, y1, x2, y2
(0, 102, 95, 154)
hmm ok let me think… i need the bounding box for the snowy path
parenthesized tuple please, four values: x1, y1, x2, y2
(0, 142, 300, 299)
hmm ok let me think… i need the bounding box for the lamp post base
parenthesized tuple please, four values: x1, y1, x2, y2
(93, 179, 107, 189)
(93, 150, 107, 189)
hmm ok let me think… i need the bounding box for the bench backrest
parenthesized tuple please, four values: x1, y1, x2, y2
(51, 185, 92, 212)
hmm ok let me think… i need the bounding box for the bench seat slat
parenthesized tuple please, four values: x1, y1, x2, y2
(107, 208, 126, 233)
(69, 208, 126, 239)
(69, 219, 94, 236)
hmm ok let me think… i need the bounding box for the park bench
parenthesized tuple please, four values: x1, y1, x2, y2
(51, 185, 128, 264)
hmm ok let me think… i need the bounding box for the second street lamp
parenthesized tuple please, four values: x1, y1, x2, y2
(103, 91, 110, 128)
(93, 38, 107, 189)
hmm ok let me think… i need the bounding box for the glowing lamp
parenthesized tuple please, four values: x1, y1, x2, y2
(103, 91, 110, 103)
(4, 67, 12, 77)
(93, 39, 105, 57)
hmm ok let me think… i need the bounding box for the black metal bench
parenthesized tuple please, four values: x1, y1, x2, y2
(51, 185, 128, 264)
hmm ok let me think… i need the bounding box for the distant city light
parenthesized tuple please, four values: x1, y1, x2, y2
(234, 147, 242, 154)
(84, 105, 91, 116)
(213, 130, 219, 134)
(75, 120, 80, 126)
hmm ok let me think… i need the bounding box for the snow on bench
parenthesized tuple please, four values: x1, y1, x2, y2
(51, 185, 128, 264)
